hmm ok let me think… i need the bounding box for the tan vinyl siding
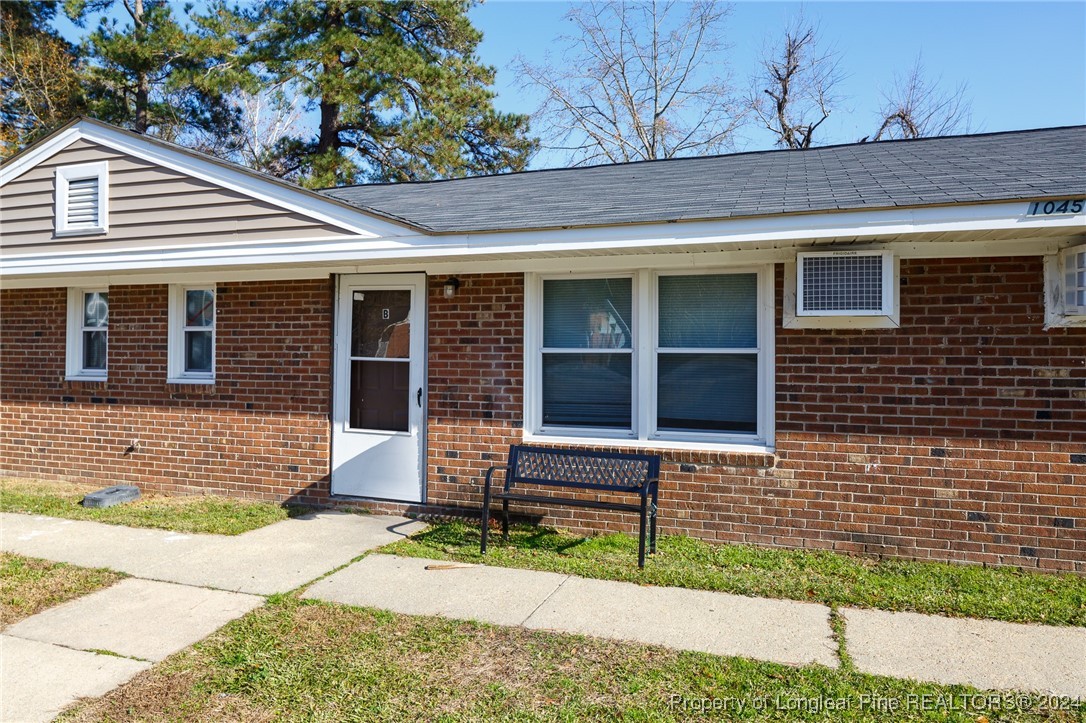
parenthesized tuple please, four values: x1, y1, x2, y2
(1, 139, 356, 253)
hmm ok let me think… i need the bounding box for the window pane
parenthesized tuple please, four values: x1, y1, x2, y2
(83, 292, 108, 327)
(543, 278, 632, 349)
(658, 274, 756, 348)
(657, 353, 757, 433)
(185, 289, 214, 327)
(185, 330, 213, 372)
(542, 353, 631, 428)
(351, 290, 411, 358)
(82, 330, 107, 370)
(349, 359, 410, 431)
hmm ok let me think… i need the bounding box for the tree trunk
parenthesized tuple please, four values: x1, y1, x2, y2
(317, 3, 342, 154)
(133, 0, 148, 133)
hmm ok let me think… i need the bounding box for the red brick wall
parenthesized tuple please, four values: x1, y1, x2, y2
(1, 280, 333, 503)
(425, 273, 523, 512)
(423, 259, 1086, 573)
(3, 258, 1084, 572)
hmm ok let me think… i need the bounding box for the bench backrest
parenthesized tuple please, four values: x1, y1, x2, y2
(505, 445, 660, 493)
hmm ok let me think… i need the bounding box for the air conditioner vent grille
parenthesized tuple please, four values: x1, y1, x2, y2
(800, 254, 884, 313)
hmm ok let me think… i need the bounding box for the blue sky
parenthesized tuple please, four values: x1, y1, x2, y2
(471, 1, 1086, 165)
(55, 1, 1086, 169)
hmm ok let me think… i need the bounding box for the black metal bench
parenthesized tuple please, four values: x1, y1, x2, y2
(480, 445, 661, 568)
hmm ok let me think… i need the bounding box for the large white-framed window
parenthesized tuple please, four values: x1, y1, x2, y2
(525, 266, 774, 451)
(55, 162, 109, 236)
(66, 288, 109, 380)
(168, 285, 216, 383)
(1044, 244, 1086, 328)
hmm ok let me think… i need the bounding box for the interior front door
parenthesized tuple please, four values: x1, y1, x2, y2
(331, 273, 425, 502)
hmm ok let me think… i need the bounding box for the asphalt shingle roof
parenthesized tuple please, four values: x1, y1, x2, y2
(322, 126, 1086, 234)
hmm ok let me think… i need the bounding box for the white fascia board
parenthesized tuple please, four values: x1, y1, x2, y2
(3, 199, 1084, 280)
(0, 126, 83, 186)
(0, 237, 1075, 289)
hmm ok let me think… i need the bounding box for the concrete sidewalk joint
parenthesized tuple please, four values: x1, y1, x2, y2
(5, 578, 264, 662)
(0, 636, 150, 723)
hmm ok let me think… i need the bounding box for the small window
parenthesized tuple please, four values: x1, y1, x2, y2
(796, 251, 894, 316)
(169, 286, 216, 382)
(1043, 248, 1086, 328)
(1063, 246, 1086, 316)
(66, 289, 108, 379)
(55, 162, 108, 236)
(541, 277, 633, 431)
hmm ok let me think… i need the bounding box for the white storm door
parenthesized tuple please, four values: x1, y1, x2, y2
(331, 273, 425, 502)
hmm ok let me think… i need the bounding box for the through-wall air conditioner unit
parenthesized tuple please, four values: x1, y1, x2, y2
(796, 250, 894, 316)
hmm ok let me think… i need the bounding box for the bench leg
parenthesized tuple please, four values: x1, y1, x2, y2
(650, 484, 659, 555)
(637, 493, 648, 569)
(501, 497, 510, 540)
(481, 478, 493, 556)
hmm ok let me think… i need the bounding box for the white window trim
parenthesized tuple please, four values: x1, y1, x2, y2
(55, 162, 109, 236)
(1043, 245, 1086, 329)
(524, 266, 775, 452)
(65, 287, 108, 380)
(785, 254, 901, 329)
(168, 284, 216, 384)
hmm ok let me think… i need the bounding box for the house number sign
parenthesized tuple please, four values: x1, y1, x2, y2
(1027, 199, 1084, 216)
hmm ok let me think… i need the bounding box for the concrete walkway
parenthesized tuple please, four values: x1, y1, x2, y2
(1, 511, 426, 722)
(1, 511, 423, 595)
(3, 513, 1085, 721)
(304, 554, 1086, 699)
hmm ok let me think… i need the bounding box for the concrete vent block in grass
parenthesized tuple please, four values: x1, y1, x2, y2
(82, 485, 141, 508)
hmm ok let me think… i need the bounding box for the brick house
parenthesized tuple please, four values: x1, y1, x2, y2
(2, 118, 1084, 572)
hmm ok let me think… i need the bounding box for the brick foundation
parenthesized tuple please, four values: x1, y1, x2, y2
(2, 257, 1084, 572)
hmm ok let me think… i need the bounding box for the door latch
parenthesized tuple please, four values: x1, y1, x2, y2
(416, 388, 423, 408)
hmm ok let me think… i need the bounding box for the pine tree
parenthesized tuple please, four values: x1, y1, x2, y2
(252, 0, 536, 186)
(1, 1, 84, 155)
(65, 0, 253, 142)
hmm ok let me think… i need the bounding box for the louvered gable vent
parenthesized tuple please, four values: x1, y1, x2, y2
(65, 177, 100, 228)
(796, 251, 894, 316)
(56, 161, 108, 235)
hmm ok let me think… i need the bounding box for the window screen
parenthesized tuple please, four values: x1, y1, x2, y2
(1065, 249, 1086, 311)
(81, 291, 108, 371)
(657, 274, 757, 434)
(800, 254, 885, 313)
(541, 277, 633, 429)
(183, 289, 214, 373)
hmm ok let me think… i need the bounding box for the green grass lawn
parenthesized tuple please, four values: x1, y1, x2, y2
(60, 595, 1084, 722)
(384, 522, 1086, 627)
(1, 478, 308, 536)
(1, 552, 122, 627)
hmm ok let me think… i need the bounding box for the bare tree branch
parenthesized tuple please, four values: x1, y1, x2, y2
(516, 0, 744, 166)
(748, 15, 843, 150)
(869, 55, 971, 141)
